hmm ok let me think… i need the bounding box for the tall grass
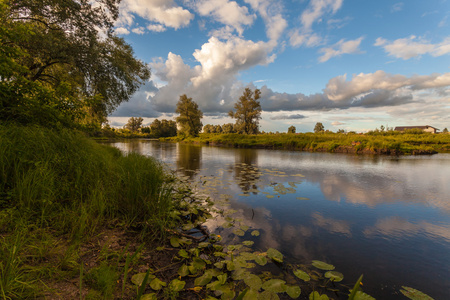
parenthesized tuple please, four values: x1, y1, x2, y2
(0, 124, 177, 298)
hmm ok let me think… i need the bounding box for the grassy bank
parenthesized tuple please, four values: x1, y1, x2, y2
(172, 131, 450, 155)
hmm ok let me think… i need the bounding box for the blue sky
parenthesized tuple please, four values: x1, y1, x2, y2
(108, 0, 450, 133)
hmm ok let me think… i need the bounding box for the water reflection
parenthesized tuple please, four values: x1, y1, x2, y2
(104, 141, 450, 299)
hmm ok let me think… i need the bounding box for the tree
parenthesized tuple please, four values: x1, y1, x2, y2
(222, 123, 235, 134)
(314, 122, 324, 133)
(288, 125, 296, 134)
(0, 0, 150, 128)
(443, 128, 448, 133)
(203, 124, 213, 133)
(380, 125, 385, 132)
(176, 95, 203, 137)
(229, 88, 262, 134)
(124, 117, 143, 132)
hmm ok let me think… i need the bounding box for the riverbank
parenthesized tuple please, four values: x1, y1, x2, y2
(166, 132, 450, 155)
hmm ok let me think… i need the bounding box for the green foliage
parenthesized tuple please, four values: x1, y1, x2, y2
(176, 94, 203, 137)
(288, 125, 296, 134)
(124, 117, 144, 132)
(314, 122, 325, 133)
(400, 286, 434, 300)
(229, 88, 262, 134)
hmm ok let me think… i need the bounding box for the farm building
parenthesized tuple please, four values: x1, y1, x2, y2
(394, 125, 439, 133)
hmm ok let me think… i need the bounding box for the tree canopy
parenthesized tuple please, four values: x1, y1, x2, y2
(288, 125, 296, 134)
(229, 88, 262, 134)
(176, 94, 203, 137)
(314, 122, 325, 133)
(124, 117, 143, 132)
(0, 0, 150, 128)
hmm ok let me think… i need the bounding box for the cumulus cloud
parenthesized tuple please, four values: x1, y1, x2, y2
(270, 114, 307, 120)
(391, 2, 404, 13)
(289, 32, 322, 48)
(244, 0, 288, 41)
(194, 0, 255, 36)
(375, 36, 450, 60)
(131, 27, 145, 35)
(115, 27, 130, 35)
(116, 0, 194, 34)
(318, 37, 364, 62)
(147, 24, 166, 32)
(331, 121, 345, 126)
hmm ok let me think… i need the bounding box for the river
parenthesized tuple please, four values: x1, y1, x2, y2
(107, 140, 450, 299)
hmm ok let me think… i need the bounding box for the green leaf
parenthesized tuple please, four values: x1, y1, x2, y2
(309, 291, 329, 300)
(262, 279, 287, 293)
(149, 278, 166, 290)
(242, 288, 259, 300)
(400, 287, 434, 300)
(324, 271, 344, 282)
(140, 294, 157, 300)
(348, 275, 363, 300)
(178, 249, 189, 259)
(243, 274, 262, 291)
(132, 273, 151, 286)
(353, 291, 376, 300)
(293, 269, 310, 282)
(217, 273, 228, 285)
(311, 260, 335, 271)
(194, 272, 213, 286)
(198, 242, 210, 248)
(286, 285, 301, 299)
(242, 240, 254, 246)
(234, 229, 246, 236)
(192, 257, 206, 270)
(254, 255, 267, 266)
(267, 248, 283, 263)
(169, 279, 186, 292)
(226, 261, 236, 271)
(178, 264, 189, 277)
(206, 280, 223, 291)
(258, 290, 280, 300)
(251, 230, 260, 236)
(170, 236, 180, 248)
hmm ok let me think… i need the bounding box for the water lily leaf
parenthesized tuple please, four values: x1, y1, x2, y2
(206, 280, 223, 291)
(178, 249, 189, 259)
(192, 257, 206, 270)
(182, 223, 195, 231)
(311, 260, 335, 271)
(141, 293, 157, 300)
(149, 278, 166, 290)
(170, 237, 180, 248)
(293, 269, 310, 282)
(258, 290, 280, 300)
(214, 261, 224, 269)
(266, 195, 275, 199)
(293, 174, 305, 177)
(267, 248, 283, 263)
(262, 279, 287, 293)
(217, 273, 228, 285)
(286, 285, 301, 299)
(243, 274, 262, 291)
(215, 284, 235, 299)
(241, 225, 250, 231)
(251, 230, 260, 236)
(198, 242, 210, 248)
(400, 287, 434, 300)
(178, 264, 189, 277)
(239, 194, 250, 197)
(226, 261, 236, 271)
(325, 271, 343, 282)
(309, 291, 329, 300)
(254, 255, 268, 266)
(169, 279, 186, 292)
(353, 291, 376, 300)
(156, 246, 165, 251)
(194, 272, 213, 286)
(296, 197, 309, 200)
(234, 229, 246, 236)
(214, 251, 227, 258)
(242, 289, 259, 300)
(223, 222, 234, 228)
(242, 240, 254, 247)
(131, 273, 155, 286)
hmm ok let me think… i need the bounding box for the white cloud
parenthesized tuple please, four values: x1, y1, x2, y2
(244, 0, 287, 41)
(195, 0, 255, 36)
(391, 2, 404, 13)
(301, 0, 343, 31)
(116, 0, 194, 33)
(289, 32, 322, 48)
(147, 24, 166, 32)
(131, 27, 145, 35)
(331, 121, 345, 126)
(115, 27, 130, 35)
(318, 37, 364, 62)
(375, 36, 450, 60)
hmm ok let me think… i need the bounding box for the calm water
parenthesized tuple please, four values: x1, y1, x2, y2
(108, 140, 450, 299)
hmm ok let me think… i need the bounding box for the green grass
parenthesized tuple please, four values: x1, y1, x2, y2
(176, 131, 450, 154)
(0, 124, 178, 298)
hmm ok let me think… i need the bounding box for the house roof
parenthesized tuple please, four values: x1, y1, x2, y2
(394, 125, 439, 131)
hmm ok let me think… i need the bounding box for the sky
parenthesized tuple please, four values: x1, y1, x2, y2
(108, 0, 450, 133)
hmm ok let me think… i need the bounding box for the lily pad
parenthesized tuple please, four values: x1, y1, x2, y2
(266, 195, 275, 199)
(258, 290, 280, 300)
(243, 274, 263, 291)
(267, 248, 283, 263)
(194, 272, 213, 286)
(170, 237, 180, 248)
(169, 279, 186, 292)
(242, 289, 259, 300)
(309, 291, 329, 300)
(178, 264, 189, 277)
(254, 255, 268, 266)
(178, 249, 189, 259)
(353, 291, 376, 300)
(234, 229, 246, 236)
(141, 294, 157, 300)
(149, 278, 166, 290)
(242, 240, 254, 246)
(286, 285, 301, 299)
(296, 197, 309, 200)
(400, 287, 434, 300)
(251, 230, 260, 236)
(131, 273, 155, 286)
(293, 269, 310, 282)
(325, 271, 343, 282)
(262, 279, 287, 293)
(311, 260, 335, 271)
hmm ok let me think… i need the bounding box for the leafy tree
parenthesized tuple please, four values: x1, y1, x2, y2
(229, 88, 262, 134)
(222, 123, 235, 134)
(380, 125, 385, 132)
(160, 119, 177, 137)
(314, 122, 324, 133)
(176, 95, 203, 137)
(443, 128, 448, 133)
(0, 0, 150, 128)
(288, 125, 296, 134)
(124, 117, 143, 132)
(214, 124, 223, 133)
